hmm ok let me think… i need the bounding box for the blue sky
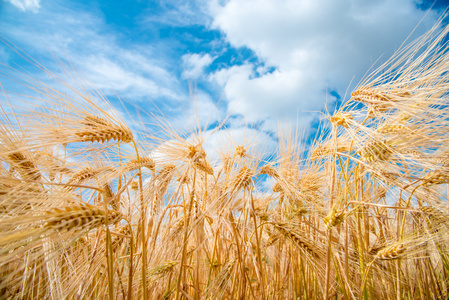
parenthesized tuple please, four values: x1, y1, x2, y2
(0, 0, 448, 156)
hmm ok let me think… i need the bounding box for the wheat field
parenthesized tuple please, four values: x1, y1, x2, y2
(1, 16, 449, 300)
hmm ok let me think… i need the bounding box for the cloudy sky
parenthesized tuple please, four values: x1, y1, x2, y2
(0, 0, 448, 152)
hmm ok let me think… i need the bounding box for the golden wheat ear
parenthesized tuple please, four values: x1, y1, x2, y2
(148, 260, 178, 278)
(273, 223, 321, 258)
(43, 204, 123, 232)
(6, 151, 41, 181)
(124, 157, 156, 172)
(0, 204, 118, 253)
(232, 167, 254, 190)
(194, 159, 214, 175)
(76, 115, 133, 144)
(328, 112, 353, 128)
(259, 164, 279, 178)
(377, 244, 406, 260)
(359, 138, 394, 163)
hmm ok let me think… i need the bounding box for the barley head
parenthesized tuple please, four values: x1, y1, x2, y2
(44, 204, 123, 232)
(377, 243, 406, 260)
(76, 115, 133, 144)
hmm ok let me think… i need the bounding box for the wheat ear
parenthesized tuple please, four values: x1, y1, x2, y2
(44, 204, 122, 232)
(377, 243, 406, 260)
(76, 115, 133, 143)
(7, 151, 41, 181)
(233, 167, 254, 190)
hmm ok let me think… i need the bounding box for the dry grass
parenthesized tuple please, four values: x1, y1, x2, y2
(1, 17, 449, 300)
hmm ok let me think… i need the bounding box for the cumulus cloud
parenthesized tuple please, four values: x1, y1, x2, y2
(5, 0, 40, 12)
(209, 0, 440, 130)
(182, 53, 214, 79)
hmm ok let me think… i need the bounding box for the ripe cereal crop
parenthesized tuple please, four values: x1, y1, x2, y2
(1, 15, 449, 300)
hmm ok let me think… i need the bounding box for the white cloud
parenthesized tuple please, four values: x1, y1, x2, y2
(0, 2, 184, 104)
(182, 53, 214, 79)
(209, 0, 440, 130)
(79, 55, 179, 101)
(5, 0, 40, 13)
(211, 64, 320, 126)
